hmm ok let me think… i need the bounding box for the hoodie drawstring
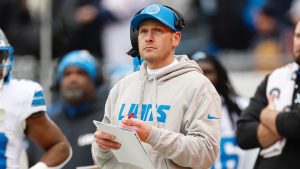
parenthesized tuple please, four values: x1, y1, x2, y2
(137, 76, 159, 127)
(151, 78, 159, 127)
(137, 76, 147, 120)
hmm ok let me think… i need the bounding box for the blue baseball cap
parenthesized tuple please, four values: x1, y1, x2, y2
(131, 4, 180, 32)
(57, 50, 97, 82)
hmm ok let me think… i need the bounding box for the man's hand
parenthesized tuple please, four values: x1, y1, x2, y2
(260, 95, 281, 135)
(94, 130, 121, 151)
(121, 117, 152, 142)
(257, 124, 281, 148)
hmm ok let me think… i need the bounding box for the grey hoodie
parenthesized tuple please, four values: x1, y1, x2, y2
(92, 55, 221, 169)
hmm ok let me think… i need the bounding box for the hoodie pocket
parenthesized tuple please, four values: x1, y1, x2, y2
(144, 144, 168, 169)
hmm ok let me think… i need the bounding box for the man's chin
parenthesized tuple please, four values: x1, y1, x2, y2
(62, 89, 84, 100)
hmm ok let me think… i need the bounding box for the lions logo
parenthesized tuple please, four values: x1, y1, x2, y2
(146, 4, 160, 15)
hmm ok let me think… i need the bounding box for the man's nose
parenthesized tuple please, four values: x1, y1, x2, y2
(145, 32, 154, 42)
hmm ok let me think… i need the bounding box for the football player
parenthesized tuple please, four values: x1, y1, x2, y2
(0, 28, 72, 168)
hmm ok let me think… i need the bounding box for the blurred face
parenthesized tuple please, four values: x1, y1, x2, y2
(196, 60, 218, 86)
(138, 19, 181, 69)
(60, 66, 95, 105)
(294, 21, 300, 64)
(255, 12, 277, 35)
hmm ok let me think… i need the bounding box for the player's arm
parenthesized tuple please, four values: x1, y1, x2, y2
(257, 123, 281, 148)
(258, 96, 282, 147)
(237, 76, 270, 149)
(26, 111, 72, 168)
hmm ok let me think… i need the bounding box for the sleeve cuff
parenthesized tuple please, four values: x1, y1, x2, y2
(30, 162, 48, 169)
(276, 112, 286, 136)
(145, 126, 161, 146)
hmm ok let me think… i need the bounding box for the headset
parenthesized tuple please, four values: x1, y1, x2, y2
(127, 5, 185, 58)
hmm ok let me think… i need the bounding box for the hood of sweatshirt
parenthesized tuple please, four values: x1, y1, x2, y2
(139, 55, 203, 82)
(135, 55, 203, 127)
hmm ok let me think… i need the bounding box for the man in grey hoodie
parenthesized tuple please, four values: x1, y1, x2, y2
(92, 4, 221, 169)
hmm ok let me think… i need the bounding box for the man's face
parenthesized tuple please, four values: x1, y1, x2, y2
(138, 19, 181, 69)
(196, 60, 218, 86)
(293, 21, 300, 64)
(60, 66, 94, 104)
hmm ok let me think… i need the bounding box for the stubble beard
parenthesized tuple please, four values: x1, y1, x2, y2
(143, 56, 155, 64)
(62, 87, 84, 100)
(294, 51, 300, 65)
(141, 51, 157, 65)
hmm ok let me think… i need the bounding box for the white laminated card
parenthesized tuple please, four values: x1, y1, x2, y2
(93, 120, 155, 169)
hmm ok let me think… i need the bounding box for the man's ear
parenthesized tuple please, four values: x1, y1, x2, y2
(173, 32, 181, 48)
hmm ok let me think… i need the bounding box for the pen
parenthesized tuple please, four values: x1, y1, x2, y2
(128, 113, 134, 119)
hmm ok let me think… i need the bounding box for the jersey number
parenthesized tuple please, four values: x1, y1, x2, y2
(212, 137, 239, 169)
(0, 133, 8, 168)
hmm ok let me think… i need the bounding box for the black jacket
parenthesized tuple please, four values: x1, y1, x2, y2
(27, 85, 109, 168)
(236, 75, 300, 169)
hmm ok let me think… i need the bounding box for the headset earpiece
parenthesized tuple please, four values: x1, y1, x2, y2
(127, 28, 139, 57)
(165, 6, 185, 31)
(127, 9, 143, 58)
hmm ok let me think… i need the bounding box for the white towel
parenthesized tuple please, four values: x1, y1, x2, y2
(261, 62, 299, 158)
(260, 139, 286, 158)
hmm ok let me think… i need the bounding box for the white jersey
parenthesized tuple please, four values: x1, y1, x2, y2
(212, 97, 259, 169)
(0, 79, 46, 168)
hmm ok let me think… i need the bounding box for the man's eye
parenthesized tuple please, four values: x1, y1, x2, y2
(140, 30, 147, 34)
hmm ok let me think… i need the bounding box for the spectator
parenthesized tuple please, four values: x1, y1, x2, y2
(28, 50, 109, 168)
(92, 4, 221, 169)
(192, 51, 258, 169)
(0, 0, 40, 57)
(52, 0, 105, 59)
(208, 0, 254, 52)
(251, 4, 294, 70)
(236, 20, 300, 169)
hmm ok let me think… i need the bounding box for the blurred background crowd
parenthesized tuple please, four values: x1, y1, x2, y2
(1, 0, 299, 168)
(1, 0, 299, 99)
